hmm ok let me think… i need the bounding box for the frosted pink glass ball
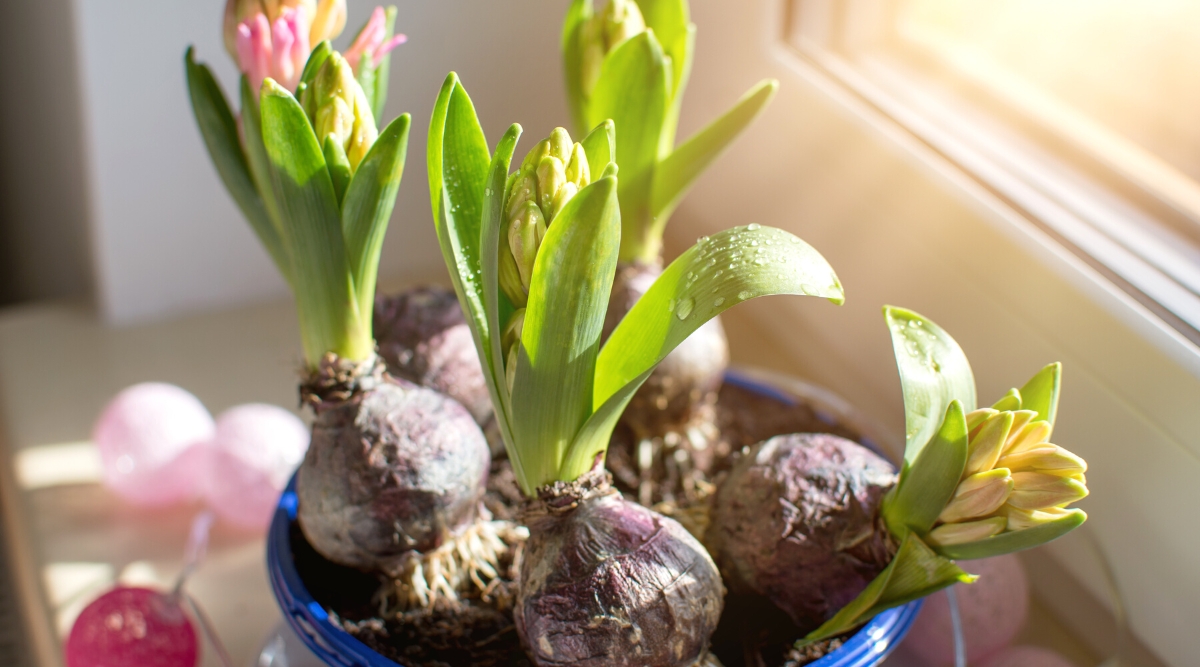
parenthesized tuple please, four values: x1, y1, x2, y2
(94, 383, 214, 506)
(900, 554, 1029, 666)
(64, 586, 198, 667)
(204, 403, 309, 530)
(980, 645, 1077, 667)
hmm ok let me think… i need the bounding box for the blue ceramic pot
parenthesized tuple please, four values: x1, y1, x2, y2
(267, 371, 923, 667)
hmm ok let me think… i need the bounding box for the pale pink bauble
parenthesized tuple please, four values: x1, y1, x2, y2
(64, 586, 198, 667)
(900, 554, 1029, 666)
(94, 383, 214, 506)
(204, 404, 309, 530)
(980, 645, 1077, 667)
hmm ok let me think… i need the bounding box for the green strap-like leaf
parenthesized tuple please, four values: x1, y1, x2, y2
(581, 119, 616, 175)
(800, 533, 976, 647)
(480, 124, 523, 471)
(184, 49, 290, 282)
(884, 306, 977, 465)
(935, 509, 1087, 560)
(562, 0, 593, 135)
(341, 113, 411, 334)
(562, 225, 843, 481)
(429, 74, 492, 347)
(260, 79, 365, 367)
(1019, 362, 1061, 427)
(651, 79, 778, 225)
(659, 24, 695, 154)
(882, 401, 968, 538)
(240, 77, 288, 270)
(597, 225, 842, 406)
(636, 0, 691, 101)
(511, 176, 621, 493)
(588, 31, 670, 261)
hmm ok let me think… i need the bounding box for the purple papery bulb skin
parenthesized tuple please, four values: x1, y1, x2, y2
(516, 477, 724, 667)
(374, 286, 492, 425)
(297, 373, 489, 573)
(706, 433, 897, 634)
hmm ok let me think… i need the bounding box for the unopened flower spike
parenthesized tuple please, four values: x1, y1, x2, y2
(224, 0, 346, 63)
(795, 310, 1089, 648)
(300, 50, 379, 173)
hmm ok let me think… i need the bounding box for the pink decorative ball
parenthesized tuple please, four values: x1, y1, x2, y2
(94, 383, 214, 506)
(204, 404, 309, 530)
(900, 554, 1029, 666)
(64, 586, 198, 667)
(980, 645, 1078, 667)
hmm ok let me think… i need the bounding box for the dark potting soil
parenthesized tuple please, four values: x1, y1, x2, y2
(292, 378, 867, 666)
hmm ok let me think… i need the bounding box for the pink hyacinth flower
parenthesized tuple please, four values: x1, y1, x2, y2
(235, 5, 311, 95)
(343, 6, 407, 74)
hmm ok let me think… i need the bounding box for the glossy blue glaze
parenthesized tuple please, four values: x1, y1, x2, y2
(267, 373, 923, 667)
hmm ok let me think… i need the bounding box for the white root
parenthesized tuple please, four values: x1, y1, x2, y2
(379, 517, 528, 614)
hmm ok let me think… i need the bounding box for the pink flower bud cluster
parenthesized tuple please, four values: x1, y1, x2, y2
(236, 5, 311, 94)
(343, 6, 407, 74)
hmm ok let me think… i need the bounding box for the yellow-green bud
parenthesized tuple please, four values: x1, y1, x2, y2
(301, 51, 377, 172)
(1002, 419, 1052, 457)
(965, 408, 998, 434)
(498, 128, 591, 308)
(537, 156, 567, 214)
(998, 505, 1073, 531)
(579, 0, 647, 98)
(938, 468, 1014, 524)
(927, 517, 1007, 548)
(964, 411, 1013, 476)
(509, 201, 547, 293)
(997, 444, 1087, 478)
(1008, 472, 1089, 510)
(565, 143, 590, 187)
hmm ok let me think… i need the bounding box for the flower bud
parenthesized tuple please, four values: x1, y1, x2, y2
(964, 411, 1012, 476)
(566, 143, 590, 188)
(938, 468, 1013, 524)
(509, 202, 547, 293)
(578, 0, 647, 98)
(1008, 472, 1088, 510)
(301, 52, 378, 171)
(343, 6, 406, 75)
(550, 181, 579, 221)
(998, 505, 1073, 531)
(965, 408, 997, 436)
(1002, 419, 1052, 456)
(997, 444, 1087, 478)
(601, 0, 646, 50)
(537, 156, 567, 214)
(927, 517, 1007, 548)
(309, 0, 347, 45)
(499, 241, 527, 308)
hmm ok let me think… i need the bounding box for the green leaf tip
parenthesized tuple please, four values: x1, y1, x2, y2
(883, 306, 977, 465)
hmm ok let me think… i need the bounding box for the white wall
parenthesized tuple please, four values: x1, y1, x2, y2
(72, 0, 570, 325)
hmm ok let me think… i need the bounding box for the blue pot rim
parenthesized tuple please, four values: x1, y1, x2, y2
(267, 371, 924, 667)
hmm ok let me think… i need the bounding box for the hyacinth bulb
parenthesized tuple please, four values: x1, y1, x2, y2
(980, 646, 1078, 667)
(900, 555, 1029, 666)
(93, 383, 215, 506)
(204, 404, 309, 530)
(64, 587, 198, 667)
